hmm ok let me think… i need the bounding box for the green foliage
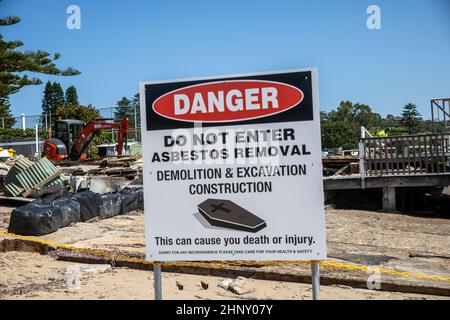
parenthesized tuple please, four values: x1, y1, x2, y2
(41, 81, 65, 125)
(41, 81, 53, 116)
(92, 131, 114, 146)
(113, 97, 133, 122)
(320, 100, 439, 150)
(114, 94, 140, 128)
(0, 127, 46, 142)
(321, 120, 359, 150)
(321, 101, 382, 149)
(0, 15, 80, 101)
(401, 103, 422, 134)
(131, 93, 140, 127)
(0, 96, 16, 128)
(65, 85, 79, 105)
(55, 103, 100, 123)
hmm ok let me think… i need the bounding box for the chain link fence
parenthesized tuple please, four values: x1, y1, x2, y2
(0, 106, 141, 157)
(2, 105, 141, 143)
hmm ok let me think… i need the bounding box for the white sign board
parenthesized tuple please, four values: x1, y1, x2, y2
(140, 68, 326, 261)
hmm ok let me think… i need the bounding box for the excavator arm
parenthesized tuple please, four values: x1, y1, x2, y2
(68, 117, 129, 161)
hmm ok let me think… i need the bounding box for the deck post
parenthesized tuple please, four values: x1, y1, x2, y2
(359, 141, 366, 189)
(382, 187, 396, 211)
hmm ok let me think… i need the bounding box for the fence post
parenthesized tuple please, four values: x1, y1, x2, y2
(134, 104, 138, 141)
(359, 141, 366, 189)
(21, 113, 26, 131)
(35, 124, 39, 157)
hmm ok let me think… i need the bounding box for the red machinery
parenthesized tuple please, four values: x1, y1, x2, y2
(44, 117, 129, 161)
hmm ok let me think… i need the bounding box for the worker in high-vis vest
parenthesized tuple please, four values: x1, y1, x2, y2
(377, 129, 388, 137)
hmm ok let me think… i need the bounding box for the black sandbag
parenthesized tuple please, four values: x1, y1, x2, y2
(120, 188, 143, 214)
(99, 192, 123, 218)
(8, 198, 81, 236)
(70, 191, 101, 221)
(135, 189, 144, 210)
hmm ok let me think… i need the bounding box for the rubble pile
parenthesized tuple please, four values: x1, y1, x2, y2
(0, 154, 144, 236)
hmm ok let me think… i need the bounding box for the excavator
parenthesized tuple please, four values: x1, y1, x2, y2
(43, 117, 129, 161)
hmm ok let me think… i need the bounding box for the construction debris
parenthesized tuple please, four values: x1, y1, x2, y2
(200, 281, 209, 290)
(176, 281, 184, 290)
(217, 277, 255, 295)
(4, 155, 65, 198)
(8, 187, 144, 236)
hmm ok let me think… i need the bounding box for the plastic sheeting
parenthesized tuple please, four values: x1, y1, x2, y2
(120, 188, 144, 214)
(8, 188, 144, 236)
(99, 192, 123, 218)
(8, 198, 81, 236)
(70, 191, 101, 221)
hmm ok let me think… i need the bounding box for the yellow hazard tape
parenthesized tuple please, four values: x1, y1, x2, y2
(1, 230, 449, 283)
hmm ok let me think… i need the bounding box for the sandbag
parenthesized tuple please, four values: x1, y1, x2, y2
(8, 198, 81, 236)
(70, 191, 101, 221)
(99, 192, 123, 218)
(120, 188, 144, 214)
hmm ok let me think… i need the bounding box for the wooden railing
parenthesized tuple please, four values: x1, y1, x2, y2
(360, 133, 450, 176)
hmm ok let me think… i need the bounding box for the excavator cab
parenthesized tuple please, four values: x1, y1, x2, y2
(44, 119, 85, 160)
(55, 119, 84, 151)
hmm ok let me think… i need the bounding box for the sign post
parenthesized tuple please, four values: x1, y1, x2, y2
(311, 262, 320, 300)
(153, 264, 162, 300)
(140, 68, 327, 300)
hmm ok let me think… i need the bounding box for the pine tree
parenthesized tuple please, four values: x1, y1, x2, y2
(65, 85, 79, 105)
(0, 15, 80, 101)
(401, 103, 422, 134)
(41, 81, 53, 116)
(114, 97, 132, 122)
(51, 82, 64, 114)
(41, 82, 64, 129)
(131, 93, 140, 126)
(0, 96, 16, 128)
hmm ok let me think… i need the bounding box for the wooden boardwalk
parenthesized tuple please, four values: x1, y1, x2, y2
(323, 133, 450, 210)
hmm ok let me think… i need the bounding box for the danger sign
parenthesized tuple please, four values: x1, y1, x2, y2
(140, 68, 326, 262)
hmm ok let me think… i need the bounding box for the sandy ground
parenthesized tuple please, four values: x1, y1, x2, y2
(0, 251, 447, 300)
(1, 207, 450, 299)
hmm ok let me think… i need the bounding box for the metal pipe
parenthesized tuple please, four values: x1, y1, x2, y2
(311, 262, 320, 300)
(35, 124, 39, 157)
(154, 264, 162, 300)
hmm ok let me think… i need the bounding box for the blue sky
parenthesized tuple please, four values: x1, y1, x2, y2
(1, 0, 449, 119)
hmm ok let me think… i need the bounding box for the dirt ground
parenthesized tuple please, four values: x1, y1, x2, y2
(1, 207, 450, 300)
(0, 251, 446, 300)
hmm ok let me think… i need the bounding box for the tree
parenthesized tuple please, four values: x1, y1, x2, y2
(321, 120, 359, 150)
(55, 103, 100, 123)
(0, 15, 80, 101)
(320, 100, 382, 149)
(41, 81, 64, 129)
(401, 103, 422, 134)
(131, 93, 140, 126)
(41, 81, 53, 117)
(328, 100, 353, 122)
(352, 103, 381, 129)
(0, 96, 16, 128)
(114, 97, 133, 122)
(65, 85, 79, 105)
(52, 82, 64, 114)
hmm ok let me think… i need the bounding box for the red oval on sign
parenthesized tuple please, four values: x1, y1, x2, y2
(152, 80, 303, 123)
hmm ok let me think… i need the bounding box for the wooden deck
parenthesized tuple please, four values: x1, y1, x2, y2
(324, 173, 450, 191)
(322, 133, 450, 210)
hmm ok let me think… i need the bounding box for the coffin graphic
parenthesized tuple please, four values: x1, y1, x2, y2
(197, 199, 267, 233)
